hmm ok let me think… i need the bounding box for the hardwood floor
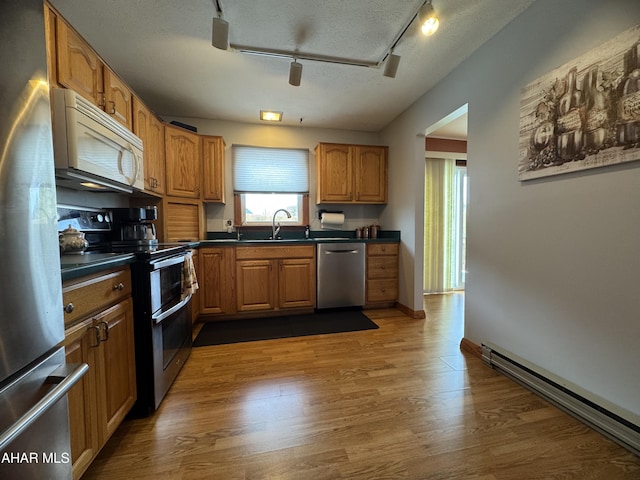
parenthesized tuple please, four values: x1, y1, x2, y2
(83, 293, 639, 479)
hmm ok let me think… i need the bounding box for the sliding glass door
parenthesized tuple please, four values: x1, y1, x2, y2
(424, 159, 468, 293)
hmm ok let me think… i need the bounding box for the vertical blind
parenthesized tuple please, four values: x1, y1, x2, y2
(232, 145, 309, 193)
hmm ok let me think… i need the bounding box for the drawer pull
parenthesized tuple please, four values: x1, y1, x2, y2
(64, 303, 74, 314)
(113, 283, 125, 291)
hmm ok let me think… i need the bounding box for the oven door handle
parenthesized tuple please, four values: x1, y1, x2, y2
(152, 294, 191, 324)
(151, 254, 186, 270)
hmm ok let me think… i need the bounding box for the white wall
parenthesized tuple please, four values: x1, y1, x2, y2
(381, 0, 640, 421)
(165, 117, 386, 232)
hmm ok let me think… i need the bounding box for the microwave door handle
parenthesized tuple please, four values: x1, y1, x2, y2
(151, 254, 186, 270)
(117, 144, 138, 186)
(125, 142, 142, 185)
(152, 294, 191, 324)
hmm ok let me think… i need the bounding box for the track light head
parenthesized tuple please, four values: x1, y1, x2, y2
(289, 60, 303, 86)
(212, 17, 229, 50)
(418, 2, 439, 36)
(383, 54, 401, 78)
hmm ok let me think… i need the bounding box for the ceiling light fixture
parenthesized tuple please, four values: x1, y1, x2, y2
(289, 60, 303, 87)
(260, 110, 283, 122)
(418, 1, 439, 36)
(211, 0, 229, 50)
(383, 53, 401, 78)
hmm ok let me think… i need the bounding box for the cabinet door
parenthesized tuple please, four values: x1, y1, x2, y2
(316, 143, 353, 203)
(94, 298, 136, 442)
(165, 125, 201, 198)
(163, 198, 202, 242)
(278, 258, 316, 309)
(55, 17, 104, 107)
(200, 248, 223, 314)
(148, 115, 166, 194)
(64, 321, 100, 480)
(354, 146, 387, 203)
(191, 250, 200, 323)
(103, 68, 133, 130)
(236, 260, 276, 312)
(202, 136, 226, 203)
(133, 98, 165, 194)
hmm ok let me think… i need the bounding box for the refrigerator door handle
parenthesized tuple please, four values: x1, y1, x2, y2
(0, 362, 88, 451)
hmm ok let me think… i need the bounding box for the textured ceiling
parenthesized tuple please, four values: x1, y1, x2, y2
(49, 0, 536, 132)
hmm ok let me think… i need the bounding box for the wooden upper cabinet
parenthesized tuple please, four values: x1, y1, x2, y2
(165, 124, 201, 198)
(202, 135, 226, 203)
(104, 68, 133, 130)
(52, 11, 134, 130)
(55, 16, 104, 107)
(316, 143, 388, 204)
(315, 143, 353, 202)
(133, 97, 165, 194)
(354, 145, 387, 203)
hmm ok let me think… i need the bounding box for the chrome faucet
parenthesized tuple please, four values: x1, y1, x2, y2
(271, 209, 291, 239)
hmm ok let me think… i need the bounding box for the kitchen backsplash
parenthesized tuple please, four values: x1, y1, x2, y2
(205, 202, 386, 232)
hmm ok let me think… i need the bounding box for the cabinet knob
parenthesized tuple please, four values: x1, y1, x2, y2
(113, 283, 124, 291)
(64, 303, 74, 314)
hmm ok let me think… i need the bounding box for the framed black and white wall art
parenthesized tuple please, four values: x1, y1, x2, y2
(518, 24, 640, 181)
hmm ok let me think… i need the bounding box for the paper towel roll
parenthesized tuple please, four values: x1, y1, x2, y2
(320, 212, 345, 228)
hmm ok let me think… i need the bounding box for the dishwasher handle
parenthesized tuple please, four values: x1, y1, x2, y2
(323, 249, 360, 254)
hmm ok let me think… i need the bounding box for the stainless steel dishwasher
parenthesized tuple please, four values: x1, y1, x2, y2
(316, 241, 366, 309)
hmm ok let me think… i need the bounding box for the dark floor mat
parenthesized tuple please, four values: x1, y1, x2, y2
(193, 310, 378, 346)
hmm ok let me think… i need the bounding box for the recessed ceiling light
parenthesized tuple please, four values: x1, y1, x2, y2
(260, 110, 283, 122)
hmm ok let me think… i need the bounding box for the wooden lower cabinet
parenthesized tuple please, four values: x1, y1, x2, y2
(366, 243, 399, 306)
(94, 299, 136, 440)
(190, 249, 200, 322)
(62, 268, 136, 480)
(235, 245, 316, 314)
(236, 259, 277, 312)
(278, 258, 316, 309)
(199, 247, 235, 315)
(64, 319, 99, 480)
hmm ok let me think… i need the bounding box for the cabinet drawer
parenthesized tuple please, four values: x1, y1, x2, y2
(236, 245, 315, 260)
(62, 268, 131, 326)
(367, 243, 399, 256)
(367, 256, 398, 279)
(367, 279, 398, 303)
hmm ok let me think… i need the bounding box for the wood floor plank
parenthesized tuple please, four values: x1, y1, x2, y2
(83, 293, 640, 479)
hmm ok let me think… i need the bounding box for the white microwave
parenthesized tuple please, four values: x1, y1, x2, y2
(52, 88, 144, 193)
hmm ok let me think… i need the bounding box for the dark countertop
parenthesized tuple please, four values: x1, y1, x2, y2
(59, 232, 400, 280)
(60, 252, 136, 282)
(201, 230, 401, 247)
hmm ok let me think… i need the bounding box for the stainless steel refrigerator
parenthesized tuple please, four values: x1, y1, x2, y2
(0, 1, 87, 478)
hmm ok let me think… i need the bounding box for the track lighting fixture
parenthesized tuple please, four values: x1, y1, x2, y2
(212, 16, 229, 50)
(383, 53, 401, 78)
(289, 60, 303, 86)
(418, 1, 439, 36)
(211, 1, 440, 83)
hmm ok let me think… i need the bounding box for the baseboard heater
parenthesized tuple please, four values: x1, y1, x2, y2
(481, 343, 640, 456)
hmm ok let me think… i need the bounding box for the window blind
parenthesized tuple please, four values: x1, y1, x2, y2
(232, 145, 309, 193)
